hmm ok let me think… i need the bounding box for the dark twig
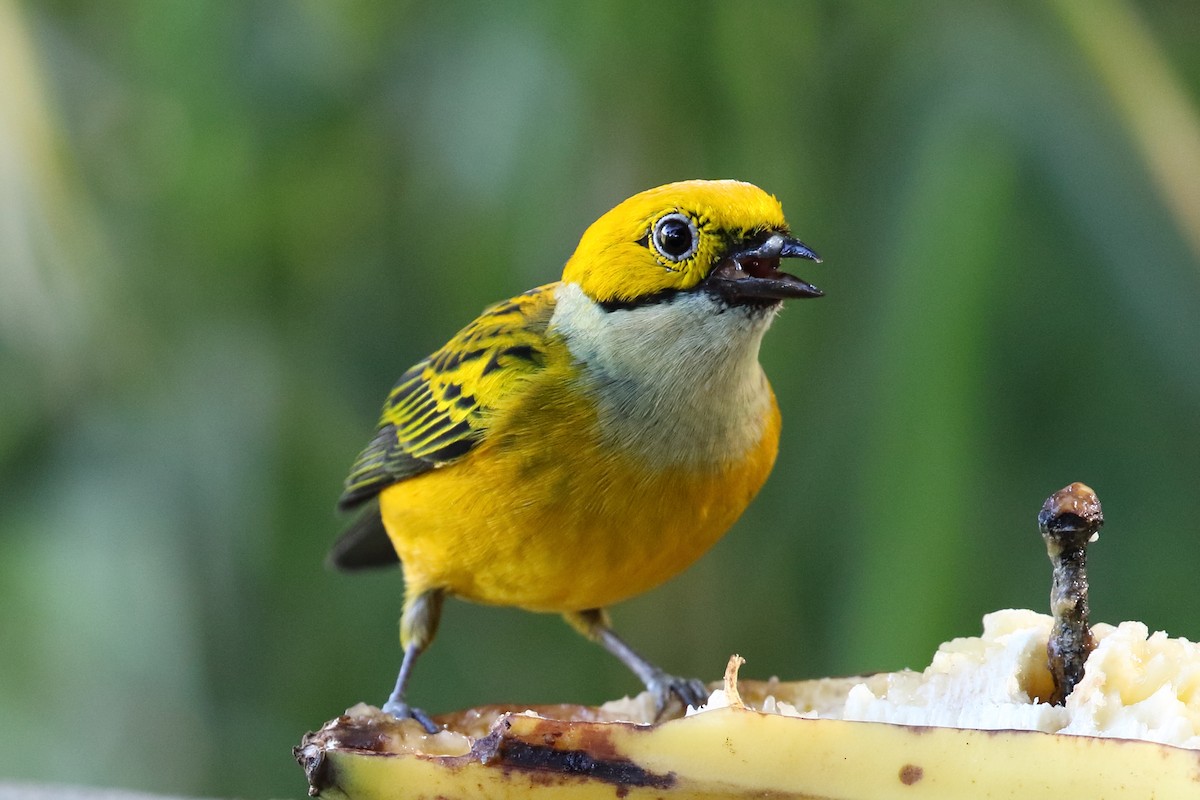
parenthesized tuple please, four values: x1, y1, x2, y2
(1038, 482, 1103, 705)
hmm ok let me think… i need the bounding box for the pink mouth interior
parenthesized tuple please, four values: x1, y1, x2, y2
(713, 256, 787, 281)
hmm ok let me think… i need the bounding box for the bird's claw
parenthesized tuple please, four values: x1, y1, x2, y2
(382, 699, 439, 734)
(647, 671, 710, 718)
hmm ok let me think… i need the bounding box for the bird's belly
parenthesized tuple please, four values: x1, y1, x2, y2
(378, 405, 780, 612)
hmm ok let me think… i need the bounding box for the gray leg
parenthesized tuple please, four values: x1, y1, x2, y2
(565, 608, 709, 717)
(382, 588, 444, 733)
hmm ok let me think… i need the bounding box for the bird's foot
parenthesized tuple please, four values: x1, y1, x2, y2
(646, 671, 710, 718)
(381, 699, 439, 734)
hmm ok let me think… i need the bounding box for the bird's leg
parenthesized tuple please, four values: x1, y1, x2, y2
(383, 587, 444, 733)
(564, 608, 710, 718)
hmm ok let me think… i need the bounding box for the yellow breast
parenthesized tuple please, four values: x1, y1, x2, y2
(379, 381, 780, 612)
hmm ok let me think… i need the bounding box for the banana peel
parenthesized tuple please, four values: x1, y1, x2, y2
(297, 611, 1200, 798)
(296, 691, 1200, 800)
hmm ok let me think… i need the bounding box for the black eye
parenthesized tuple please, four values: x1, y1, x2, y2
(651, 212, 699, 262)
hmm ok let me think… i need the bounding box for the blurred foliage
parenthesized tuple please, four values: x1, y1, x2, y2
(2, 0, 1199, 796)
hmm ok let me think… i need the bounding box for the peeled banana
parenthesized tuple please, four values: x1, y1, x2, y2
(296, 609, 1200, 799)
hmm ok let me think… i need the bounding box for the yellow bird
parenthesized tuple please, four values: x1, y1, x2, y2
(331, 179, 823, 731)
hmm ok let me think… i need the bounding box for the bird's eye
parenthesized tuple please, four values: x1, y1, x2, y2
(651, 213, 699, 262)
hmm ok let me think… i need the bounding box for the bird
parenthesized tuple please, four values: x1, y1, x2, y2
(330, 179, 823, 732)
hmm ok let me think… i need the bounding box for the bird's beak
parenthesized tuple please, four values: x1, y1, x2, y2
(704, 233, 823, 302)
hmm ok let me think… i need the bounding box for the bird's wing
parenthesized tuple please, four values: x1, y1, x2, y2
(338, 283, 558, 511)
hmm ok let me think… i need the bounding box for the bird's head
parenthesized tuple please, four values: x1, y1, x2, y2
(562, 180, 822, 309)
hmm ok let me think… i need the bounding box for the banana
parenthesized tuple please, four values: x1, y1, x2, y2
(296, 610, 1200, 798)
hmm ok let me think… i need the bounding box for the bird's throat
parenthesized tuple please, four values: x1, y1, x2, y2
(550, 282, 777, 468)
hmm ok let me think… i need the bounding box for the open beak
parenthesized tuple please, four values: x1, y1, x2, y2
(704, 233, 823, 303)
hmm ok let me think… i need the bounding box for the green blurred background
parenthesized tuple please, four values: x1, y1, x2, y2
(2, 0, 1199, 796)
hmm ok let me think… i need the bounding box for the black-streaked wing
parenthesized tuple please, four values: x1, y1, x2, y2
(337, 284, 556, 511)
